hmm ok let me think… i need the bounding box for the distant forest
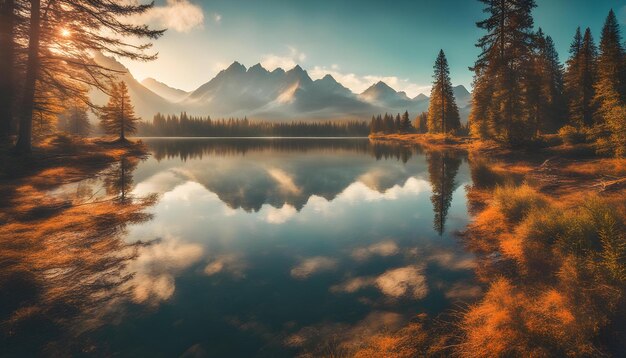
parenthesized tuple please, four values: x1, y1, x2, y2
(137, 113, 370, 137)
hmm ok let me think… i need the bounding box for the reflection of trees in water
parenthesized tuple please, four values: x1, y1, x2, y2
(0, 157, 156, 356)
(150, 139, 422, 213)
(147, 138, 418, 163)
(103, 155, 140, 203)
(427, 150, 462, 235)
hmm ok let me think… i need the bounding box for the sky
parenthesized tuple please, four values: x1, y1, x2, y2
(121, 0, 626, 97)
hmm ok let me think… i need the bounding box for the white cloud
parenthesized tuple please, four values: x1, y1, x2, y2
(309, 65, 431, 98)
(267, 168, 301, 195)
(427, 251, 476, 270)
(129, 238, 204, 304)
(262, 203, 297, 224)
(128, 0, 205, 33)
(213, 12, 222, 24)
(290, 256, 338, 279)
(331, 265, 428, 299)
(261, 46, 306, 71)
(374, 266, 428, 299)
(204, 254, 247, 278)
(339, 177, 429, 203)
(351, 240, 399, 261)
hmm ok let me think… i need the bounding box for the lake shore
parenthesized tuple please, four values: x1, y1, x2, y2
(370, 133, 626, 201)
(362, 134, 626, 356)
(0, 135, 149, 218)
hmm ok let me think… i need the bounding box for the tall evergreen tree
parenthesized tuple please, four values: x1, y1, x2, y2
(428, 50, 460, 134)
(564, 27, 598, 128)
(530, 29, 566, 134)
(564, 27, 583, 125)
(400, 111, 411, 133)
(580, 28, 598, 127)
(100, 81, 139, 141)
(469, 0, 537, 144)
(593, 9, 626, 156)
(394, 113, 402, 132)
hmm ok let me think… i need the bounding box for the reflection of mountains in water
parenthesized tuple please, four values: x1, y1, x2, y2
(141, 139, 467, 217)
(146, 138, 421, 163)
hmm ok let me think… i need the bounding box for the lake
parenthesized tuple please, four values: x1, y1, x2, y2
(3, 138, 480, 357)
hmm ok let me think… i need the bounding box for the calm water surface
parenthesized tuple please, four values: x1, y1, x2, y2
(7, 138, 480, 357)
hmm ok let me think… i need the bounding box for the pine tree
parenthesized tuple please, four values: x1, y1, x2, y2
(428, 50, 460, 134)
(469, 0, 537, 144)
(394, 113, 402, 132)
(564, 27, 583, 125)
(593, 10, 626, 156)
(400, 111, 411, 133)
(530, 29, 566, 134)
(369, 115, 377, 134)
(580, 28, 598, 127)
(100, 81, 139, 141)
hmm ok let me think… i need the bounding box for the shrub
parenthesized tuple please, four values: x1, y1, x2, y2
(558, 125, 586, 145)
(493, 184, 548, 223)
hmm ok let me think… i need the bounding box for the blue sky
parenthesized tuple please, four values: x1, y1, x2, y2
(123, 0, 626, 96)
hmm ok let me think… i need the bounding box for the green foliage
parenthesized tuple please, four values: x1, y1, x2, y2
(470, 0, 538, 145)
(400, 111, 412, 133)
(565, 28, 598, 128)
(592, 10, 626, 158)
(582, 198, 626, 283)
(529, 30, 567, 134)
(145, 113, 369, 137)
(428, 50, 460, 134)
(493, 184, 548, 223)
(369, 113, 412, 135)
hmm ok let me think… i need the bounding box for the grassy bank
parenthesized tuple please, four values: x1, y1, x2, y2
(352, 133, 626, 356)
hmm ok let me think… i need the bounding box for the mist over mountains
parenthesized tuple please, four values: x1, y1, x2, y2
(92, 55, 471, 123)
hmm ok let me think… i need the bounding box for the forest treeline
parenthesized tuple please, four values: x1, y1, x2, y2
(138, 113, 370, 137)
(469, 3, 625, 156)
(371, 6, 625, 158)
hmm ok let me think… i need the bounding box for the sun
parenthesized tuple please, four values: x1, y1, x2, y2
(60, 28, 71, 38)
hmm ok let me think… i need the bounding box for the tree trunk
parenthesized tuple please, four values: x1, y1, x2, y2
(15, 0, 41, 154)
(0, 0, 15, 140)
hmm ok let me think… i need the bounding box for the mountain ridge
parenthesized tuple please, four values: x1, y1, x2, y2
(92, 56, 471, 123)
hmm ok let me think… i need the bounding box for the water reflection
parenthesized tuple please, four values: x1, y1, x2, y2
(135, 139, 419, 212)
(148, 138, 416, 163)
(427, 151, 463, 235)
(103, 155, 140, 203)
(0, 156, 157, 356)
(2, 138, 478, 357)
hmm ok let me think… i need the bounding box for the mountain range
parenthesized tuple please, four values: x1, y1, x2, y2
(91, 55, 472, 123)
